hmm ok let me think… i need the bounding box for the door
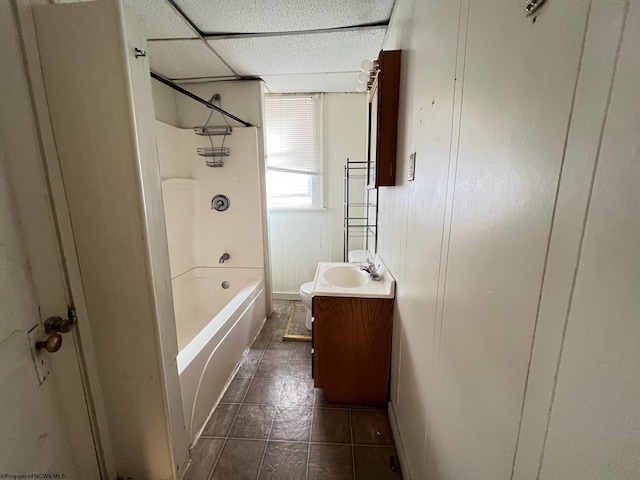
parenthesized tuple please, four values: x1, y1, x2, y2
(0, 2, 104, 478)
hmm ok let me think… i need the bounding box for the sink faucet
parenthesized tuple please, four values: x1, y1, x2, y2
(360, 256, 382, 281)
(219, 253, 230, 264)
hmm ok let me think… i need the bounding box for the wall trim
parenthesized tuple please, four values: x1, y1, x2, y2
(388, 400, 412, 480)
(273, 292, 301, 301)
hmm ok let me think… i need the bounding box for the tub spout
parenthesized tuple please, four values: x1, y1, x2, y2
(219, 253, 230, 264)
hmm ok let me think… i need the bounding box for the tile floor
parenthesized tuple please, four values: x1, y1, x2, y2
(182, 300, 403, 480)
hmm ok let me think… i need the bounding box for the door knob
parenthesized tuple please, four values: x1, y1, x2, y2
(36, 333, 62, 353)
(35, 309, 76, 353)
(44, 311, 76, 334)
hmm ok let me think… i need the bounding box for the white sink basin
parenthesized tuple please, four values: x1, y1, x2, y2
(311, 258, 395, 299)
(322, 266, 369, 288)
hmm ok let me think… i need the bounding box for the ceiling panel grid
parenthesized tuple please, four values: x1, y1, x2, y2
(208, 28, 386, 76)
(148, 40, 235, 79)
(174, 0, 395, 33)
(124, 0, 197, 39)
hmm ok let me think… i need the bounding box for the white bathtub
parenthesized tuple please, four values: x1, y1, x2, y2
(172, 267, 266, 443)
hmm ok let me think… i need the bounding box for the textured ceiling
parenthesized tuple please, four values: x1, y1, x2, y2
(124, 0, 196, 39)
(209, 28, 385, 76)
(173, 0, 395, 33)
(147, 40, 234, 79)
(132, 0, 392, 92)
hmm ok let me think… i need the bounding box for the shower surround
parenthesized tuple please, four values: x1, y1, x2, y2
(159, 123, 267, 443)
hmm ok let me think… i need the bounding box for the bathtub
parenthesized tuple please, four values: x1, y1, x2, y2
(172, 267, 266, 443)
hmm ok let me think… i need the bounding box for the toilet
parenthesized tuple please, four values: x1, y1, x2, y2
(298, 282, 314, 330)
(298, 250, 369, 331)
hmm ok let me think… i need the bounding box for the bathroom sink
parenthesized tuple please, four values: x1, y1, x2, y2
(322, 266, 369, 288)
(311, 259, 395, 299)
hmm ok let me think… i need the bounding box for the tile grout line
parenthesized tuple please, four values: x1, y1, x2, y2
(255, 315, 296, 480)
(254, 405, 277, 479)
(349, 406, 356, 480)
(305, 398, 315, 480)
(201, 435, 395, 448)
(243, 314, 279, 479)
(204, 439, 226, 480)
(247, 339, 272, 480)
(207, 319, 273, 480)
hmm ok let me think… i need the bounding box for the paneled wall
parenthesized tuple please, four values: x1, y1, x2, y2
(381, 1, 640, 479)
(268, 93, 367, 295)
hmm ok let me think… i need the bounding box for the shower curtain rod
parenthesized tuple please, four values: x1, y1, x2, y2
(150, 71, 253, 127)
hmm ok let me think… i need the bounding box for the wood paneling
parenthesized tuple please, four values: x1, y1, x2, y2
(377, 0, 638, 478)
(313, 296, 394, 405)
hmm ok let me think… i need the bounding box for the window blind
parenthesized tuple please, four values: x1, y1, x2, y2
(264, 94, 320, 176)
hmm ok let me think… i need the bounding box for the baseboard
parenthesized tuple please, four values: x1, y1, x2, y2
(388, 400, 412, 480)
(273, 291, 301, 301)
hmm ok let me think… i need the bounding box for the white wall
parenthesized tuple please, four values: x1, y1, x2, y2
(268, 93, 367, 295)
(173, 81, 263, 129)
(152, 79, 180, 126)
(382, 1, 640, 479)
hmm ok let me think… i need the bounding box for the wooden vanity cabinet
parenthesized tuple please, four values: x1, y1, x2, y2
(312, 295, 394, 406)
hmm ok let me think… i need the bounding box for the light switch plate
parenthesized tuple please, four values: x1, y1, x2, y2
(408, 152, 416, 181)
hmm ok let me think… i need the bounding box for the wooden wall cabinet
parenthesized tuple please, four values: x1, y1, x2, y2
(367, 50, 401, 188)
(312, 295, 394, 406)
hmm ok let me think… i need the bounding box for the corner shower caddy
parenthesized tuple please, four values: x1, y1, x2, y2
(343, 158, 378, 261)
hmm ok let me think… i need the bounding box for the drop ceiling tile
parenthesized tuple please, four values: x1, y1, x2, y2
(174, 0, 395, 33)
(124, 0, 197, 39)
(209, 28, 385, 76)
(262, 72, 363, 93)
(148, 40, 235, 79)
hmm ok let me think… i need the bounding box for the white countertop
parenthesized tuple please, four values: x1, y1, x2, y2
(311, 257, 396, 299)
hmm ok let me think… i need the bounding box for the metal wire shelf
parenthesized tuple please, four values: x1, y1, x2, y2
(197, 147, 230, 158)
(344, 158, 378, 260)
(193, 125, 233, 136)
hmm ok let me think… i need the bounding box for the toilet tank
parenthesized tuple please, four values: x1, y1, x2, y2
(347, 250, 369, 263)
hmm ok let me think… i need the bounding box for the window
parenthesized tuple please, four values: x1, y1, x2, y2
(264, 94, 321, 208)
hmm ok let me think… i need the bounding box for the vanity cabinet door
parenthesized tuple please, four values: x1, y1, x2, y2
(312, 295, 394, 406)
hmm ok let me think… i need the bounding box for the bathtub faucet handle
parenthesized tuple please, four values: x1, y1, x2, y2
(219, 253, 230, 264)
